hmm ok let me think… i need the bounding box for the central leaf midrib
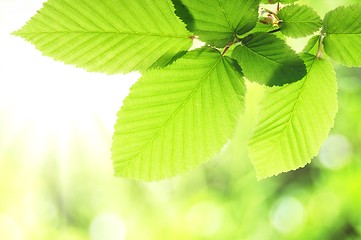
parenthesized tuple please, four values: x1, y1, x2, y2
(128, 55, 224, 166)
(243, 44, 304, 72)
(267, 58, 317, 158)
(216, 0, 235, 34)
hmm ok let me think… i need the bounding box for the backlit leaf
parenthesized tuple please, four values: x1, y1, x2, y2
(232, 32, 306, 86)
(13, 0, 192, 74)
(261, 0, 298, 4)
(303, 35, 320, 55)
(323, 5, 361, 67)
(112, 47, 245, 180)
(173, 0, 261, 47)
(249, 54, 338, 179)
(278, 5, 322, 38)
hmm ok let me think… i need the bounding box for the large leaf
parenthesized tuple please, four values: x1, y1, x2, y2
(112, 47, 246, 180)
(172, 0, 261, 47)
(278, 4, 322, 38)
(249, 54, 338, 179)
(323, 5, 361, 67)
(232, 32, 306, 86)
(13, 0, 192, 74)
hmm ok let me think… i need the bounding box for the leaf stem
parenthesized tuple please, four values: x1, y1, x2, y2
(222, 41, 234, 55)
(316, 33, 326, 59)
(222, 34, 239, 55)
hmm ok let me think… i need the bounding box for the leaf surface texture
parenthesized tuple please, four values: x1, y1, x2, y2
(261, 0, 298, 3)
(323, 5, 361, 67)
(14, 0, 192, 74)
(112, 47, 246, 180)
(249, 54, 338, 179)
(303, 35, 320, 55)
(173, 0, 261, 47)
(278, 4, 322, 38)
(232, 33, 306, 86)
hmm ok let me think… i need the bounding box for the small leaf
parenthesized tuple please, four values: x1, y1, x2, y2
(303, 35, 320, 55)
(232, 32, 306, 86)
(13, 0, 192, 74)
(249, 54, 338, 179)
(323, 5, 361, 67)
(247, 22, 280, 35)
(112, 47, 246, 181)
(278, 5, 322, 38)
(247, 22, 285, 40)
(173, 0, 261, 47)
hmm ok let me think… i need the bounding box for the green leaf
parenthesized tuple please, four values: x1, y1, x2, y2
(112, 47, 246, 181)
(13, 0, 192, 74)
(323, 5, 361, 67)
(249, 54, 338, 179)
(261, 0, 298, 4)
(232, 32, 306, 86)
(173, 0, 261, 47)
(246, 22, 285, 40)
(278, 5, 322, 38)
(247, 22, 279, 35)
(303, 35, 320, 55)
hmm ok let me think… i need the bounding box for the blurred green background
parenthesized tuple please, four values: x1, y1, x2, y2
(1, 0, 361, 239)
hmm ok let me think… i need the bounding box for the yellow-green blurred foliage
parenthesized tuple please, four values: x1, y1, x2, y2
(1, 0, 361, 239)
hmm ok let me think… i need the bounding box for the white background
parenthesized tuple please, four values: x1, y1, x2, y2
(0, 0, 139, 169)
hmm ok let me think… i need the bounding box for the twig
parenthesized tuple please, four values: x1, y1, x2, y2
(316, 33, 326, 59)
(222, 41, 234, 55)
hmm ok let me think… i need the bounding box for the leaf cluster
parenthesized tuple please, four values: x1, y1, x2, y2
(13, 0, 361, 180)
